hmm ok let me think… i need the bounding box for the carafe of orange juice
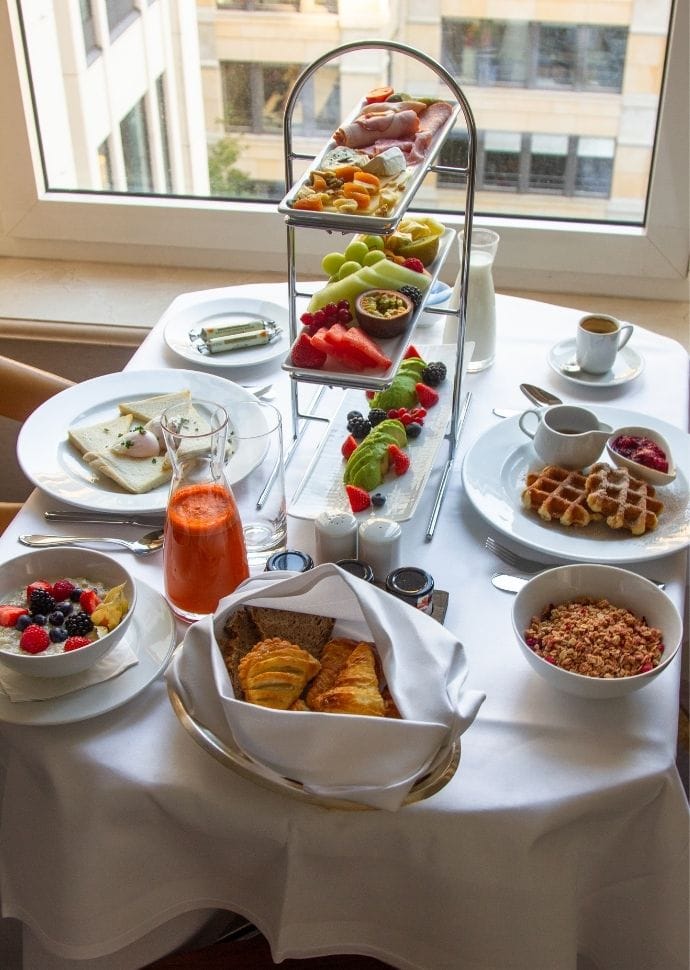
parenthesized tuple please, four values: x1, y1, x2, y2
(160, 398, 249, 622)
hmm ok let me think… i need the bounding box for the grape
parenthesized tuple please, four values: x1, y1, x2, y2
(337, 260, 363, 280)
(321, 252, 346, 276)
(361, 234, 385, 251)
(343, 240, 369, 264)
(363, 249, 386, 266)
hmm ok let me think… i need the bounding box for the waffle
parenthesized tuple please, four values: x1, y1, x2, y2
(585, 462, 663, 536)
(521, 465, 600, 528)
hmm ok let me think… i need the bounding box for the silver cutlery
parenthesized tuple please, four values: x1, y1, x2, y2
(485, 535, 550, 573)
(520, 383, 562, 407)
(492, 572, 665, 593)
(45, 511, 166, 528)
(19, 529, 164, 556)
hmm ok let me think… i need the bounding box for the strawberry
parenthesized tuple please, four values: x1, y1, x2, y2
(51, 579, 77, 602)
(345, 484, 372, 513)
(365, 390, 376, 400)
(79, 588, 101, 614)
(388, 443, 410, 476)
(402, 257, 425, 274)
(0, 605, 29, 627)
(341, 434, 358, 460)
(19, 624, 50, 654)
(415, 382, 440, 408)
(64, 636, 92, 652)
(290, 332, 327, 369)
(403, 344, 424, 361)
(26, 580, 51, 602)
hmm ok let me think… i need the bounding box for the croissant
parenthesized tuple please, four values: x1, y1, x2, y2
(238, 637, 320, 709)
(313, 641, 385, 717)
(305, 637, 359, 709)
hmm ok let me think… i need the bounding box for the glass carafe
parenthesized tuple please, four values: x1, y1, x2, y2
(444, 228, 500, 372)
(161, 398, 249, 622)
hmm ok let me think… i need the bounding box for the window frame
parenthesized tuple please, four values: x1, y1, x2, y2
(0, 0, 687, 301)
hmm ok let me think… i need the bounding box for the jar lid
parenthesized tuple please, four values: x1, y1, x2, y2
(335, 559, 375, 582)
(385, 567, 434, 595)
(264, 550, 314, 572)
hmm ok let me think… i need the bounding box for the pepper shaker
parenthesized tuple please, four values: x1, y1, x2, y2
(314, 509, 358, 564)
(357, 517, 402, 582)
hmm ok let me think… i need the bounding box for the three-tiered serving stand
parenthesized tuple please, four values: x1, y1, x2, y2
(280, 40, 477, 538)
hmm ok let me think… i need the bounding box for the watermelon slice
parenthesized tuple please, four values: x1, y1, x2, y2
(341, 327, 392, 370)
(309, 326, 333, 356)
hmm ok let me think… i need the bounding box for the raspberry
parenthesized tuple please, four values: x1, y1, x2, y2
(387, 443, 410, 476)
(345, 485, 372, 513)
(415, 382, 440, 408)
(64, 636, 92, 652)
(402, 257, 425, 274)
(19, 624, 50, 654)
(341, 434, 358, 459)
(51, 579, 77, 601)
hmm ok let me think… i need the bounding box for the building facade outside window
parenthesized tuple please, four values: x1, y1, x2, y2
(120, 97, 152, 192)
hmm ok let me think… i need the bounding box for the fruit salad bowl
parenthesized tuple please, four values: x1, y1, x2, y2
(0, 548, 136, 678)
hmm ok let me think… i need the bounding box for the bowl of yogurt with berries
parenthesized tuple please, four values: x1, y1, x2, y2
(0, 549, 136, 677)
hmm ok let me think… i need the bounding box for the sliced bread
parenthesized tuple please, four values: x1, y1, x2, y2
(68, 413, 134, 457)
(117, 389, 191, 423)
(85, 450, 171, 494)
(248, 606, 335, 659)
(218, 606, 262, 696)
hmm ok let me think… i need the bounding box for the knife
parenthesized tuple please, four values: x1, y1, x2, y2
(491, 573, 530, 593)
(44, 511, 166, 528)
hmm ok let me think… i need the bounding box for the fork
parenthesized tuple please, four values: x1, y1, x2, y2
(484, 535, 666, 589)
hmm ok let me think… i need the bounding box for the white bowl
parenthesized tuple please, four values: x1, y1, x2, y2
(606, 425, 676, 486)
(0, 549, 136, 677)
(511, 564, 681, 698)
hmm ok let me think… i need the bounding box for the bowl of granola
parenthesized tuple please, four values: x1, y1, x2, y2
(511, 564, 681, 698)
(0, 549, 136, 677)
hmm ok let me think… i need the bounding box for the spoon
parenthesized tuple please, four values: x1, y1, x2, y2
(18, 529, 165, 556)
(519, 383, 563, 407)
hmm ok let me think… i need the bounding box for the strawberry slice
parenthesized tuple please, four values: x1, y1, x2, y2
(388, 443, 410, 476)
(291, 332, 327, 369)
(341, 435, 358, 460)
(0, 605, 29, 627)
(80, 588, 101, 614)
(65, 636, 92, 652)
(345, 484, 372, 513)
(415, 382, 440, 408)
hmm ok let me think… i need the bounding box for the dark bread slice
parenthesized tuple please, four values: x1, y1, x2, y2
(248, 606, 335, 659)
(217, 607, 261, 696)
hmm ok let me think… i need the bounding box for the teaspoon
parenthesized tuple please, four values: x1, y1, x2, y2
(18, 529, 164, 556)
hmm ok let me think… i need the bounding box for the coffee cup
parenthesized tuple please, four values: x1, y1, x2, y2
(519, 404, 612, 468)
(575, 314, 633, 375)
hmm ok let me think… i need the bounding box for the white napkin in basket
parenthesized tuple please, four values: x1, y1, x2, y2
(166, 563, 485, 810)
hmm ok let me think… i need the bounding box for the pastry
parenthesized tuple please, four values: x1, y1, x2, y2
(312, 641, 385, 717)
(238, 637, 321, 709)
(305, 637, 359, 709)
(521, 465, 599, 528)
(585, 462, 663, 535)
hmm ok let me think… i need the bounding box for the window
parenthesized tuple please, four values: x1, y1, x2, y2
(79, 0, 98, 60)
(155, 75, 172, 194)
(0, 0, 686, 299)
(97, 139, 113, 190)
(120, 97, 152, 192)
(106, 0, 137, 37)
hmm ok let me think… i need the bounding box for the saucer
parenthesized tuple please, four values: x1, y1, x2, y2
(548, 339, 644, 387)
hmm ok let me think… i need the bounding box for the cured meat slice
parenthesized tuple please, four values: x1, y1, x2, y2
(407, 101, 453, 165)
(333, 109, 420, 149)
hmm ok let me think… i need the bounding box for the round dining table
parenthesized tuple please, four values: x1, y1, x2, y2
(0, 286, 688, 970)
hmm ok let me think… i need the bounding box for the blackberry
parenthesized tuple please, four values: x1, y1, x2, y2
(30, 588, 56, 616)
(64, 611, 94, 636)
(421, 361, 447, 387)
(399, 284, 423, 308)
(347, 416, 371, 440)
(367, 408, 388, 427)
(371, 492, 386, 508)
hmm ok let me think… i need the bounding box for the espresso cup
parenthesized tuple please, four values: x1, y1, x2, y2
(519, 404, 612, 468)
(575, 314, 634, 375)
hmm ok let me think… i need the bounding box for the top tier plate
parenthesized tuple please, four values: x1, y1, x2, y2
(278, 96, 461, 235)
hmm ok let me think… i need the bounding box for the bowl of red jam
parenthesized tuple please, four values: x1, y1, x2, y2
(606, 426, 676, 486)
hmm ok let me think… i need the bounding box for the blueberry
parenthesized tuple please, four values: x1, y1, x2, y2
(405, 422, 422, 438)
(15, 614, 32, 632)
(70, 588, 83, 603)
(32, 614, 47, 626)
(56, 600, 73, 616)
(372, 492, 386, 508)
(49, 627, 69, 644)
(48, 610, 65, 626)
(346, 410, 363, 421)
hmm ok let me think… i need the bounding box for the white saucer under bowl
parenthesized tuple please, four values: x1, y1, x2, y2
(548, 338, 644, 388)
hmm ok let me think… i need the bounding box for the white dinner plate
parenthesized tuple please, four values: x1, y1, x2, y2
(548, 338, 644, 387)
(162, 291, 290, 370)
(17, 369, 262, 514)
(462, 405, 690, 564)
(0, 581, 176, 726)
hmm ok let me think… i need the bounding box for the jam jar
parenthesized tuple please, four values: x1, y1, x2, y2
(385, 567, 434, 614)
(335, 559, 375, 583)
(264, 550, 314, 573)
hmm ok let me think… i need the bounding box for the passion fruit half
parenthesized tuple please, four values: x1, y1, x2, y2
(355, 289, 413, 339)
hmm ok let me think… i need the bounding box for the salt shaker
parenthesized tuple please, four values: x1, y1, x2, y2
(314, 509, 358, 564)
(357, 517, 402, 582)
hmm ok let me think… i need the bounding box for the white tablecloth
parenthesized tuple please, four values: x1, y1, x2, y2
(0, 289, 688, 970)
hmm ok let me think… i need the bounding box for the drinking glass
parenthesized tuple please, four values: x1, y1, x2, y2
(161, 398, 249, 622)
(224, 400, 287, 570)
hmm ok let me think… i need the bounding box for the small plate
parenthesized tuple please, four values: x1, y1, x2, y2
(606, 425, 677, 486)
(162, 293, 290, 370)
(548, 338, 644, 387)
(0, 582, 176, 725)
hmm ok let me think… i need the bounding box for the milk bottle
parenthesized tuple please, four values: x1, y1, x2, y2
(443, 228, 500, 372)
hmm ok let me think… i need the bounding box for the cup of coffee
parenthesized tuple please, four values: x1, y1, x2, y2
(575, 314, 633, 375)
(519, 404, 612, 468)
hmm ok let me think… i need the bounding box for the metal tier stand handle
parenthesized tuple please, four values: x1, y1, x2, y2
(282, 40, 477, 538)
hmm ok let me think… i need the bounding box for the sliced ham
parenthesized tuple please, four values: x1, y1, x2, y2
(333, 109, 420, 149)
(358, 100, 427, 116)
(407, 101, 453, 165)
